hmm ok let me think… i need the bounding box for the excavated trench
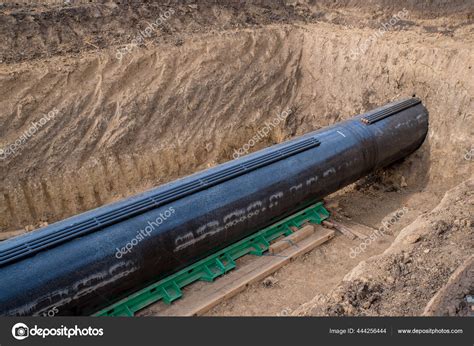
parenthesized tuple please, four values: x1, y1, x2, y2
(0, 1, 472, 315)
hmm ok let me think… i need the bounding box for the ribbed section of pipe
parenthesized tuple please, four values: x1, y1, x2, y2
(0, 98, 428, 316)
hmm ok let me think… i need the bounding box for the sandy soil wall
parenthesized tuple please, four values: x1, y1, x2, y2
(0, 3, 472, 234)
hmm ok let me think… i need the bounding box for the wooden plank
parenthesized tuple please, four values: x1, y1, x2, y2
(138, 227, 335, 316)
(338, 220, 377, 239)
(269, 224, 315, 254)
(333, 220, 367, 240)
(322, 220, 356, 240)
(322, 219, 371, 240)
(329, 211, 378, 240)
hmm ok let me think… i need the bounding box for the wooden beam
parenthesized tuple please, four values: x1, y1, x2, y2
(322, 220, 356, 240)
(269, 224, 315, 254)
(138, 227, 335, 316)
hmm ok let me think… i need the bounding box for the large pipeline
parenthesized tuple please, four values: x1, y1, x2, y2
(0, 98, 428, 316)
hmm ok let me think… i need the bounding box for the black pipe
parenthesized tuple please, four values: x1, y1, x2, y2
(0, 97, 428, 316)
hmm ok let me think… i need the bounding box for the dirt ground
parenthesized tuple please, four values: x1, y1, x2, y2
(293, 178, 473, 316)
(0, 0, 472, 316)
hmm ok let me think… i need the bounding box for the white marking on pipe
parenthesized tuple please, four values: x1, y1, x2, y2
(323, 167, 336, 177)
